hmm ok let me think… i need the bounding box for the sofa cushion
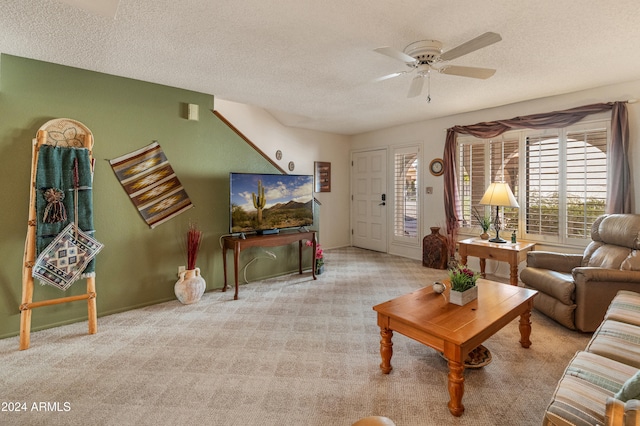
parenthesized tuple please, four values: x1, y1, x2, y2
(615, 371, 640, 402)
(605, 290, 640, 326)
(530, 290, 576, 330)
(520, 268, 575, 304)
(544, 351, 638, 426)
(586, 320, 640, 368)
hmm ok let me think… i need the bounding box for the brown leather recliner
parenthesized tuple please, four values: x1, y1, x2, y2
(521, 214, 640, 332)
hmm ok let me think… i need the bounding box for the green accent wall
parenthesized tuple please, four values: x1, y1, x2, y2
(0, 55, 313, 340)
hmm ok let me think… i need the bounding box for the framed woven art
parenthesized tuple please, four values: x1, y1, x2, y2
(314, 161, 331, 192)
(109, 142, 193, 228)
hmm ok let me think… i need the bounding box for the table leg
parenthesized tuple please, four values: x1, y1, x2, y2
(379, 327, 393, 374)
(519, 308, 532, 348)
(233, 247, 240, 300)
(222, 247, 228, 293)
(447, 359, 465, 416)
(509, 262, 519, 286)
(479, 258, 487, 278)
(312, 234, 317, 280)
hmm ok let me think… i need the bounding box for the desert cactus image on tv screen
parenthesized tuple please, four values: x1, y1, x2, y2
(252, 179, 267, 224)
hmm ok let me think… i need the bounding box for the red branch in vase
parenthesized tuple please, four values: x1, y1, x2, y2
(186, 223, 203, 270)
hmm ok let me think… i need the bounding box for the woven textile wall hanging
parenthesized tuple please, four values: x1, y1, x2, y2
(109, 142, 193, 228)
(33, 144, 103, 290)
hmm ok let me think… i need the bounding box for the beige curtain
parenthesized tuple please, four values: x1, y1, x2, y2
(443, 102, 630, 235)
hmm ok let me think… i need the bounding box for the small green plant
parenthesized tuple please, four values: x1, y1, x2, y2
(448, 264, 481, 292)
(472, 207, 492, 232)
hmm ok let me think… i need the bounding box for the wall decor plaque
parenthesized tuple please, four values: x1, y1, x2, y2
(314, 161, 331, 192)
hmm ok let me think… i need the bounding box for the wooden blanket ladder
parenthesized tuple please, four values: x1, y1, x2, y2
(19, 118, 97, 350)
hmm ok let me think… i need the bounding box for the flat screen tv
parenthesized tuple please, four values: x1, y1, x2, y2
(229, 172, 314, 234)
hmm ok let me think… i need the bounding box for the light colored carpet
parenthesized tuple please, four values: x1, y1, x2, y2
(0, 247, 591, 425)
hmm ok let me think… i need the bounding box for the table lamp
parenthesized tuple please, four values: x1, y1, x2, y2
(479, 182, 519, 243)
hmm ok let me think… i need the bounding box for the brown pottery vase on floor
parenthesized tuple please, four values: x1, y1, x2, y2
(422, 226, 449, 269)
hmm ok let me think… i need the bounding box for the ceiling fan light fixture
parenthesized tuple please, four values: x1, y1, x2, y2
(373, 31, 502, 98)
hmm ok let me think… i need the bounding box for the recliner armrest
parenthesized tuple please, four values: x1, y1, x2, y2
(573, 267, 640, 284)
(607, 397, 625, 426)
(607, 397, 640, 426)
(624, 399, 640, 426)
(526, 251, 583, 273)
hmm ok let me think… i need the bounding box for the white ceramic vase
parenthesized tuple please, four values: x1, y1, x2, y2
(174, 267, 206, 305)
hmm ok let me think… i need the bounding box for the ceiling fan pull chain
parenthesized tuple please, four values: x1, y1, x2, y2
(427, 71, 432, 103)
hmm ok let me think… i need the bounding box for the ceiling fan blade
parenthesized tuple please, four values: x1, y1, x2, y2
(374, 46, 416, 63)
(440, 65, 496, 79)
(375, 71, 406, 82)
(407, 75, 424, 98)
(439, 32, 502, 61)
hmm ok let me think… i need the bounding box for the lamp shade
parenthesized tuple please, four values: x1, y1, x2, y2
(479, 182, 519, 208)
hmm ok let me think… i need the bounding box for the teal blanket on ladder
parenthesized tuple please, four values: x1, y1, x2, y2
(35, 145, 97, 278)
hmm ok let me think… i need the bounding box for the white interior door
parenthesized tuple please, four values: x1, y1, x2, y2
(351, 149, 387, 252)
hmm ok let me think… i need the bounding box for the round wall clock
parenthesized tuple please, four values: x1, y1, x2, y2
(288, 161, 295, 171)
(429, 158, 444, 176)
(275, 150, 282, 160)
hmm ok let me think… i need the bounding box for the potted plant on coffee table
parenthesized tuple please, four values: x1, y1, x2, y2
(448, 263, 481, 306)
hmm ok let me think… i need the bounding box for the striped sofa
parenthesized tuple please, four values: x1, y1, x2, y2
(544, 290, 640, 426)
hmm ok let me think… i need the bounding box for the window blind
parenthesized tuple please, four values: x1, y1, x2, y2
(393, 150, 418, 239)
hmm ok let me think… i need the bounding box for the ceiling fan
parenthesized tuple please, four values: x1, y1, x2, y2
(374, 32, 502, 100)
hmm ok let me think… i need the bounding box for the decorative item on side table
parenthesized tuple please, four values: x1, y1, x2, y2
(472, 207, 492, 240)
(448, 263, 481, 306)
(445, 226, 459, 270)
(306, 240, 324, 275)
(174, 222, 206, 304)
(422, 227, 449, 269)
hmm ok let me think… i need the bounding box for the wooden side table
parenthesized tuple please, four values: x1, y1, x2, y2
(458, 238, 535, 286)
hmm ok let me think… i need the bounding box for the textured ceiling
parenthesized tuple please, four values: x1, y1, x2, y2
(2, 1, 640, 135)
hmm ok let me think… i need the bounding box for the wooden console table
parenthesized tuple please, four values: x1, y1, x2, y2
(221, 231, 317, 300)
(458, 238, 535, 286)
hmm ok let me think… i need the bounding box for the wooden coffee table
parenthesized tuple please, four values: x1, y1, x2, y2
(372, 280, 537, 416)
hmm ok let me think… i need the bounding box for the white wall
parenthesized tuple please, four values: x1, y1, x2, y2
(351, 79, 640, 270)
(214, 99, 351, 250)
